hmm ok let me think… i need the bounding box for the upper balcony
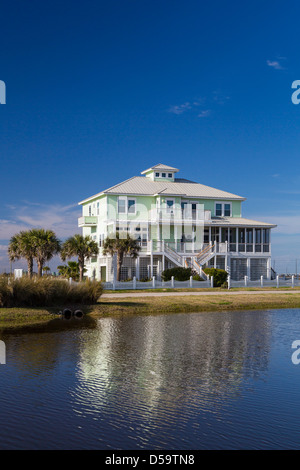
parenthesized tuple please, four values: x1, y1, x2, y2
(78, 216, 97, 227)
(148, 208, 211, 223)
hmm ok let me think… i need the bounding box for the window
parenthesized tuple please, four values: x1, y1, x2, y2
(88, 205, 92, 216)
(128, 199, 136, 214)
(168, 173, 172, 178)
(215, 203, 222, 216)
(166, 199, 174, 212)
(118, 197, 136, 214)
(224, 204, 231, 216)
(162, 173, 166, 178)
(155, 172, 160, 177)
(215, 202, 231, 217)
(118, 197, 126, 213)
(97, 202, 100, 215)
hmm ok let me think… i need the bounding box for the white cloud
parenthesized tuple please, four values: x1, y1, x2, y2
(267, 59, 284, 70)
(198, 110, 211, 118)
(0, 202, 80, 240)
(168, 102, 192, 114)
(249, 214, 300, 235)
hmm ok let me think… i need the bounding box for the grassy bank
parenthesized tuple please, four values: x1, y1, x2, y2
(0, 307, 56, 329)
(95, 292, 300, 317)
(2, 291, 300, 330)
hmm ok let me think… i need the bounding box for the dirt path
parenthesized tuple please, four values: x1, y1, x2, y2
(102, 290, 300, 299)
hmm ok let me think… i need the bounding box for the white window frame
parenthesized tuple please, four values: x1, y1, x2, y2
(117, 196, 137, 215)
(168, 173, 173, 178)
(155, 172, 160, 177)
(118, 196, 127, 214)
(214, 201, 232, 217)
(127, 197, 136, 215)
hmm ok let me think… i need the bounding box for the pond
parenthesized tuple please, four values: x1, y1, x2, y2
(0, 309, 300, 449)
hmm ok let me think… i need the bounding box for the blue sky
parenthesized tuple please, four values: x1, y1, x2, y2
(1, 0, 300, 273)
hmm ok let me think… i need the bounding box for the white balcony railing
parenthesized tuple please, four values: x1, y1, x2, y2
(148, 208, 211, 222)
(78, 216, 98, 227)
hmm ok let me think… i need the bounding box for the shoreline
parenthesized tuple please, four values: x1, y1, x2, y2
(1, 289, 300, 331)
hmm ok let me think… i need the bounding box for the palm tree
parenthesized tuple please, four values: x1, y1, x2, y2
(57, 261, 86, 281)
(30, 229, 61, 277)
(42, 266, 51, 276)
(102, 232, 141, 281)
(8, 230, 36, 278)
(60, 234, 99, 282)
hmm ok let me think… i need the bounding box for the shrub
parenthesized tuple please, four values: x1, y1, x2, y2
(0, 275, 103, 307)
(192, 274, 204, 281)
(203, 268, 228, 287)
(161, 267, 192, 281)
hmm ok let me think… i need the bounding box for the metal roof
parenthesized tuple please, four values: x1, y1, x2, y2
(210, 217, 276, 228)
(104, 176, 245, 199)
(141, 163, 179, 174)
(79, 176, 246, 203)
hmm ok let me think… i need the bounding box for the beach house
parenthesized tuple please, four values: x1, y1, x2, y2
(78, 164, 276, 282)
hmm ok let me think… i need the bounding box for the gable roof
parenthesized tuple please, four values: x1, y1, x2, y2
(79, 176, 246, 204)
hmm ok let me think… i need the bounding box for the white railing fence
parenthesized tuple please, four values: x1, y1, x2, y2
(103, 274, 300, 290)
(227, 275, 299, 289)
(104, 276, 210, 290)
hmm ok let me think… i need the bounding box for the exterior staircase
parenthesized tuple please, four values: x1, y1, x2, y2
(164, 242, 216, 281)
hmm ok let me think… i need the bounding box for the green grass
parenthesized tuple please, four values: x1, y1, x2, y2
(2, 290, 300, 331)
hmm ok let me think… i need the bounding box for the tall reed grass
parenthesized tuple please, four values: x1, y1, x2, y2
(0, 276, 103, 307)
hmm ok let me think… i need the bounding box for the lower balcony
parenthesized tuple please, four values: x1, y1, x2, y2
(78, 216, 97, 227)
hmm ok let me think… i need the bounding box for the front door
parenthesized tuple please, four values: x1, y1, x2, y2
(100, 266, 106, 282)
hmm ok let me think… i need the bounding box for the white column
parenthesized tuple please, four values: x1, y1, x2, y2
(253, 228, 256, 253)
(214, 254, 217, 268)
(236, 227, 238, 252)
(136, 257, 140, 280)
(267, 258, 271, 280)
(247, 258, 251, 280)
(260, 275, 263, 287)
(150, 240, 153, 278)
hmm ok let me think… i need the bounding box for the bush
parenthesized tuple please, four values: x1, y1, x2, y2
(203, 268, 228, 287)
(0, 275, 103, 307)
(192, 274, 204, 281)
(161, 267, 192, 281)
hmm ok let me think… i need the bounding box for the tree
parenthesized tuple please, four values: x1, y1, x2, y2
(8, 230, 36, 278)
(102, 232, 141, 282)
(57, 261, 86, 281)
(42, 266, 51, 276)
(30, 229, 61, 277)
(60, 234, 99, 282)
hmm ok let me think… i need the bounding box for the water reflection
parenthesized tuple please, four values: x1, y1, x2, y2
(1, 310, 297, 449)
